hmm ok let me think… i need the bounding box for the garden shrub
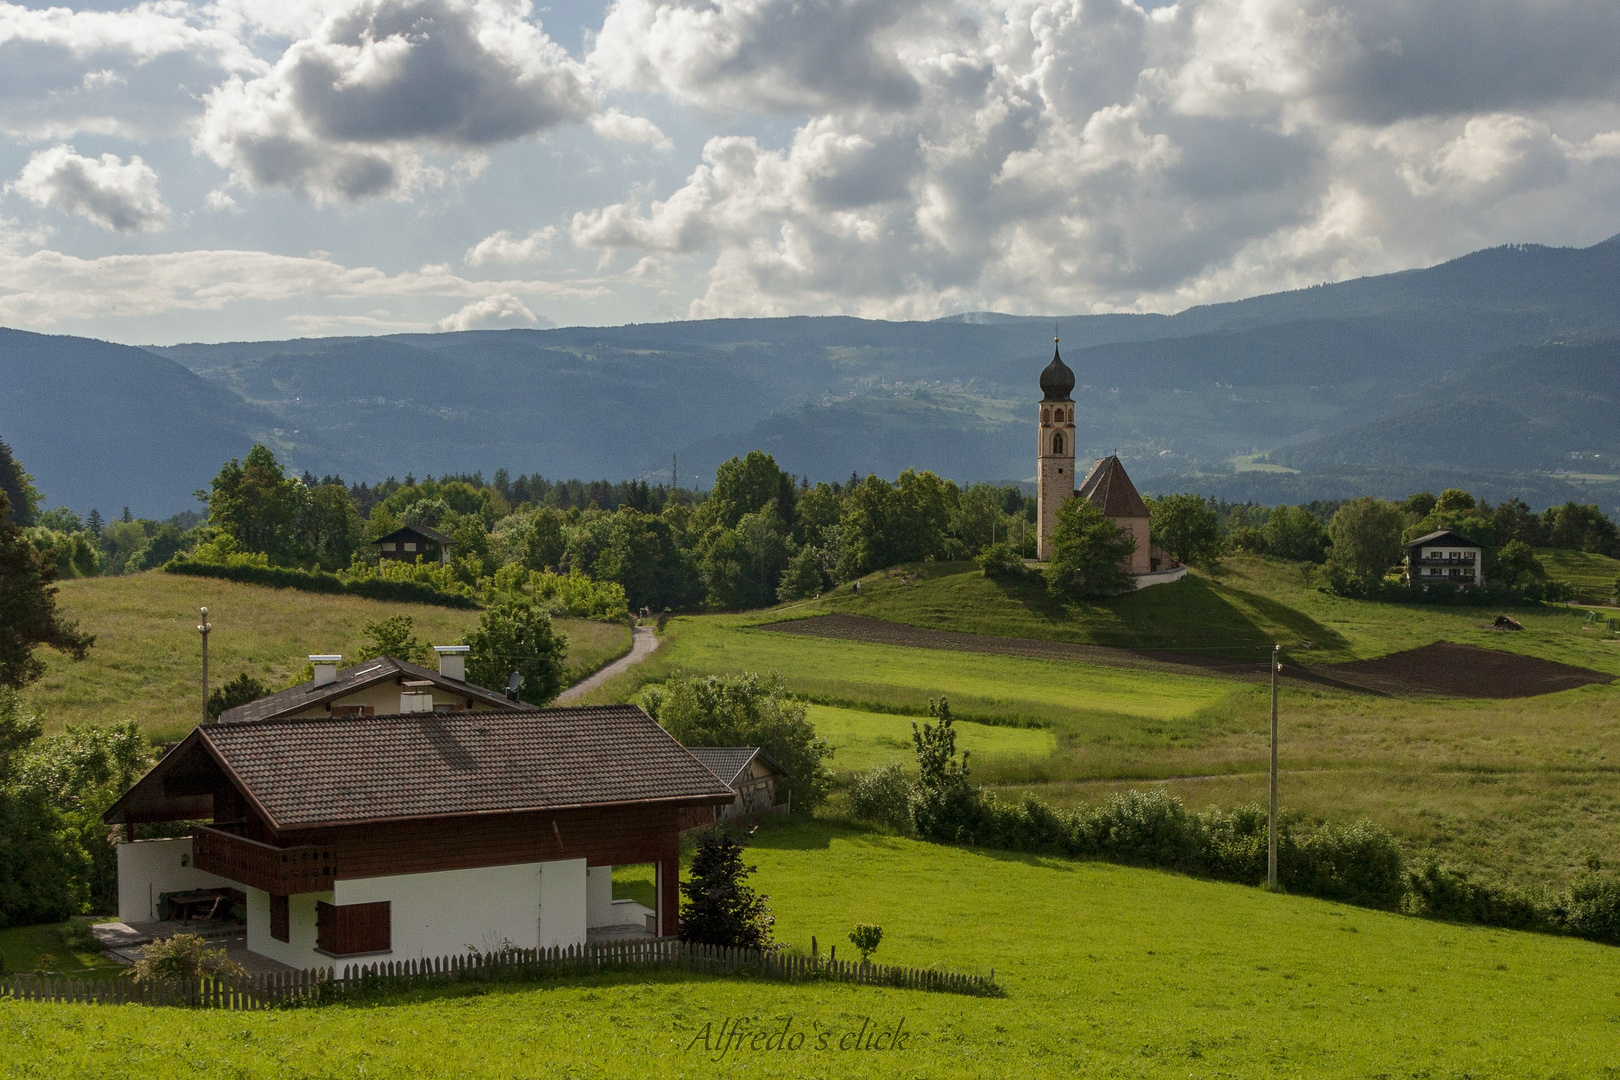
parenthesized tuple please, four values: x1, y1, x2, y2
(849, 764, 913, 832)
(1563, 873, 1620, 945)
(1402, 862, 1552, 931)
(127, 933, 247, 985)
(1287, 820, 1407, 909)
(679, 827, 775, 950)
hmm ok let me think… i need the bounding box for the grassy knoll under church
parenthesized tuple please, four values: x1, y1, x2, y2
(5, 819, 1618, 1079)
(580, 558, 1620, 888)
(30, 572, 631, 739)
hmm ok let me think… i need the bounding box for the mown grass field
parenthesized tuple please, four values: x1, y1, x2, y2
(583, 557, 1620, 888)
(32, 573, 631, 739)
(1539, 547, 1620, 602)
(808, 703, 1056, 773)
(6, 820, 1618, 1079)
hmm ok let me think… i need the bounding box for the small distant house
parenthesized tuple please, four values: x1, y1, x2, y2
(685, 747, 790, 820)
(375, 524, 453, 565)
(105, 705, 734, 968)
(216, 648, 527, 724)
(1404, 529, 1485, 587)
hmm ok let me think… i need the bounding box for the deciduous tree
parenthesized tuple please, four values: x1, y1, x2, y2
(1043, 498, 1134, 598)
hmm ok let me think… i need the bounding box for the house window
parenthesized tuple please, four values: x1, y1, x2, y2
(316, 900, 391, 956)
(270, 894, 289, 942)
(381, 542, 396, 552)
(404, 542, 417, 552)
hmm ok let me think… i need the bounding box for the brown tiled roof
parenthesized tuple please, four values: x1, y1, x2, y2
(1077, 455, 1149, 519)
(216, 655, 531, 724)
(190, 705, 734, 829)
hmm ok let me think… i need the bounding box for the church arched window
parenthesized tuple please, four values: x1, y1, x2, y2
(1041, 408, 1050, 424)
(1052, 432, 1064, 455)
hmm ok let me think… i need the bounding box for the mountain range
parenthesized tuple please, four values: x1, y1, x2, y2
(4, 234, 1620, 517)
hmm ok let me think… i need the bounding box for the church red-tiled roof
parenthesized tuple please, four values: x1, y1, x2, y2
(1077, 455, 1149, 518)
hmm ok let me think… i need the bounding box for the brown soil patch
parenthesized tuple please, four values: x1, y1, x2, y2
(1309, 641, 1613, 699)
(758, 615, 1615, 700)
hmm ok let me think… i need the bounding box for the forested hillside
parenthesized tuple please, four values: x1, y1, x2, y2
(5, 235, 1620, 516)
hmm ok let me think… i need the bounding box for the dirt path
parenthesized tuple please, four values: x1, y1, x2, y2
(556, 625, 659, 702)
(758, 614, 1614, 699)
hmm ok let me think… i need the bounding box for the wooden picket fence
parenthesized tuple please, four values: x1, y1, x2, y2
(2, 938, 999, 1010)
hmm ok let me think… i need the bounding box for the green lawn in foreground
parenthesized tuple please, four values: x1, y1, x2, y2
(32, 573, 630, 738)
(809, 703, 1056, 773)
(5, 820, 1617, 1079)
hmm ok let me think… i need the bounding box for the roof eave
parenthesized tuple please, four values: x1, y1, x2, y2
(270, 789, 738, 832)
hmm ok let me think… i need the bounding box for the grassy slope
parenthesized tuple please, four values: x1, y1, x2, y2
(809, 704, 1055, 774)
(32, 573, 631, 739)
(583, 559, 1620, 886)
(1538, 547, 1620, 601)
(6, 820, 1618, 1079)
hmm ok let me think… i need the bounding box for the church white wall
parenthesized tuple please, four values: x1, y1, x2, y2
(115, 838, 234, 924)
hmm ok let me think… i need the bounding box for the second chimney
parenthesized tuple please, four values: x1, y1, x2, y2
(434, 645, 469, 682)
(310, 654, 341, 687)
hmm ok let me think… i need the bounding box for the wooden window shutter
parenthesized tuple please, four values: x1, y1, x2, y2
(315, 900, 391, 956)
(270, 893, 290, 942)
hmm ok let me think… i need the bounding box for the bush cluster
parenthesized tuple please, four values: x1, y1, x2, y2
(848, 709, 1620, 945)
(163, 557, 476, 608)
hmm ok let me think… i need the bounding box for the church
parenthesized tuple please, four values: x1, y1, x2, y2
(1035, 339, 1185, 586)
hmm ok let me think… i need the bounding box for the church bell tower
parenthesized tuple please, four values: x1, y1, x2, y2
(1036, 335, 1076, 561)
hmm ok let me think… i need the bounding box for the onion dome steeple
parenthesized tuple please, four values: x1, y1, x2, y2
(1040, 333, 1075, 401)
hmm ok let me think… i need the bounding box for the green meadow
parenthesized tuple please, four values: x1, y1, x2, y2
(5, 820, 1617, 1079)
(30, 572, 631, 739)
(580, 557, 1620, 888)
(808, 703, 1056, 773)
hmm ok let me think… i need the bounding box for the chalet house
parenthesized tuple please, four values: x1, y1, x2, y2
(685, 747, 789, 819)
(375, 524, 453, 565)
(217, 649, 528, 723)
(104, 706, 735, 969)
(1404, 529, 1485, 588)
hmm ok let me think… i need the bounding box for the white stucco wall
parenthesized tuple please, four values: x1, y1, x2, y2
(115, 838, 234, 924)
(328, 858, 588, 960)
(586, 866, 654, 929)
(244, 887, 330, 970)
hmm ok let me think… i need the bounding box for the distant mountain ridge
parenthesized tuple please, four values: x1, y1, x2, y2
(4, 234, 1619, 516)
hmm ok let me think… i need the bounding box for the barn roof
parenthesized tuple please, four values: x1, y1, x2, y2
(216, 655, 530, 725)
(106, 705, 734, 830)
(1077, 455, 1150, 519)
(684, 746, 786, 788)
(375, 524, 453, 545)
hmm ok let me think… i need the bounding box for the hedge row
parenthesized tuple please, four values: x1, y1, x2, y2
(163, 559, 478, 609)
(896, 784, 1620, 944)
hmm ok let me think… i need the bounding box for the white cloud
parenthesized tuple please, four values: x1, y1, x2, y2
(589, 0, 939, 113)
(569, 0, 1620, 318)
(589, 107, 672, 150)
(0, 2, 263, 138)
(10, 145, 170, 233)
(196, 0, 594, 201)
(435, 292, 543, 329)
(464, 225, 557, 265)
(0, 247, 604, 328)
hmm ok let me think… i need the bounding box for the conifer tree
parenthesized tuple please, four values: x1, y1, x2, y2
(678, 827, 775, 949)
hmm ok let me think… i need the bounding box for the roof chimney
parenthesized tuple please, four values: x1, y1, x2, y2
(434, 645, 469, 682)
(309, 655, 341, 687)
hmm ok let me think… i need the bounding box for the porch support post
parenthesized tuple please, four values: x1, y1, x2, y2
(658, 839, 680, 938)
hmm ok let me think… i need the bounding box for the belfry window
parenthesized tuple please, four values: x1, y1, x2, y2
(1052, 433, 1064, 454)
(1042, 408, 1050, 424)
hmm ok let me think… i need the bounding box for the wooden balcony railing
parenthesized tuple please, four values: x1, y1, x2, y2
(192, 826, 337, 894)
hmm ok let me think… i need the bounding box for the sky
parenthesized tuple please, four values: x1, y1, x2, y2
(0, 0, 1617, 344)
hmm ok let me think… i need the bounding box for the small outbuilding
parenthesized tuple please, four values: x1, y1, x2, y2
(684, 747, 789, 820)
(375, 524, 453, 565)
(1404, 529, 1485, 588)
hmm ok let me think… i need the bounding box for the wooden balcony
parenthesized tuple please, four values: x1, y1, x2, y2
(192, 826, 338, 894)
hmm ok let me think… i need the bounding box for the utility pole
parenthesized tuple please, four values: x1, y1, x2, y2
(1268, 642, 1280, 889)
(672, 453, 678, 492)
(199, 607, 212, 725)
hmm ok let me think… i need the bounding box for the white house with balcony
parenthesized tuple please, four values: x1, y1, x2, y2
(1404, 528, 1485, 588)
